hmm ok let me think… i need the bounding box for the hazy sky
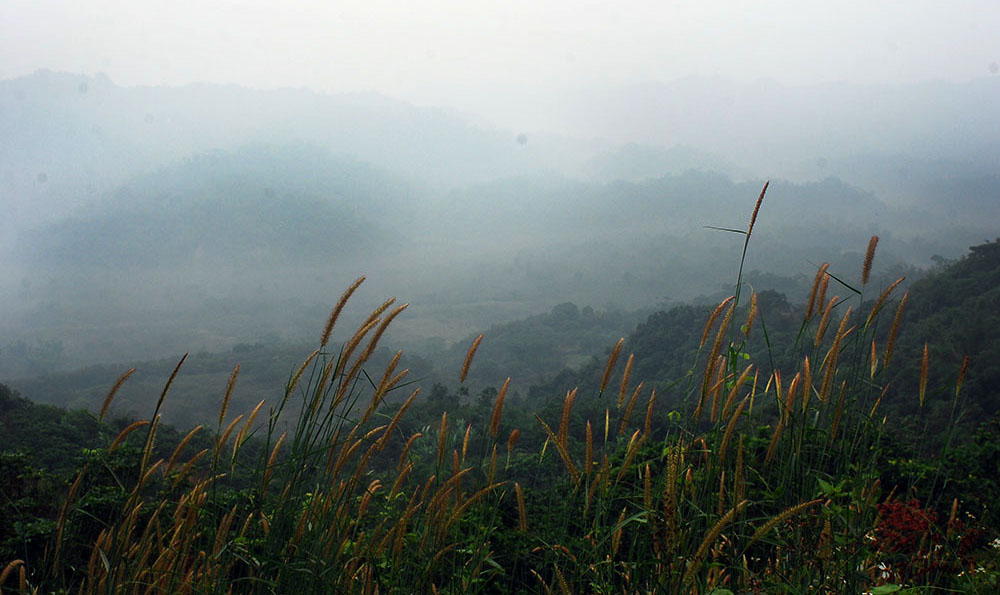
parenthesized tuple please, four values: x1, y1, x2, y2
(2, 1, 998, 110)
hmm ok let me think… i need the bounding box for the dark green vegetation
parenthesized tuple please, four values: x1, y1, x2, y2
(3, 190, 999, 592)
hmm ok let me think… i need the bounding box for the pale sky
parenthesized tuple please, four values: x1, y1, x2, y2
(2, 0, 998, 108)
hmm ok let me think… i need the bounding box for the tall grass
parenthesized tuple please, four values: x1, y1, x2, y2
(3, 184, 992, 594)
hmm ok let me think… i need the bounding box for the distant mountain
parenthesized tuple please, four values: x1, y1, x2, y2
(0, 70, 573, 232)
(16, 144, 409, 269)
(2, 70, 996, 379)
(541, 76, 1000, 182)
(584, 143, 739, 181)
(531, 240, 1000, 431)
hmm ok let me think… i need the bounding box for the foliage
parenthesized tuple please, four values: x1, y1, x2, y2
(2, 189, 999, 593)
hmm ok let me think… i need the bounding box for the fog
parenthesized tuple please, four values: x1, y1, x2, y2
(1, 3, 998, 384)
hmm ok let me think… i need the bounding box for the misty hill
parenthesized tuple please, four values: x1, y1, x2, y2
(884, 239, 1000, 423)
(2, 70, 997, 380)
(17, 144, 409, 269)
(4, 300, 647, 427)
(543, 77, 1000, 190)
(0, 162, 958, 377)
(8, 239, 998, 438)
(5, 71, 999, 234)
(5, 341, 432, 430)
(531, 240, 1000, 436)
(0, 70, 581, 234)
(433, 302, 652, 392)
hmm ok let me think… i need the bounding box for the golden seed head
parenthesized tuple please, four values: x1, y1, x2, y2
(599, 338, 625, 395)
(862, 235, 879, 285)
(320, 276, 365, 347)
(746, 181, 769, 241)
(460, 334, 484, 383)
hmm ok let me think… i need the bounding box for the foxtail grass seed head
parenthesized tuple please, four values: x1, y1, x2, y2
(772, 370, 784, 419)
(800, 356, 812, 412)
(870, 339, 879, 379)
(818, 307, 852, 404)
(554, 565, 571, 595)
(719, 396, 749, 465)
(461, 423, 471, 464)
(535, 414, 579, 484)
(864, 276, 905, 328)
(218, 363, 240, 430)
(360, 302, 408, 363)
(717, 470, 727, 516)
(262, 431, 287, 490)
(870, 385, 888, 418)
(337, 304, 408, 410)
(746, 181, 769, 241)
(490, 377, 511, 438)
(700, 296, 735, 348)
(286, 348, 319, 398)
(99, 367, 135, 422)
(765, 417, 783, 465)
(600, 338, 625, 395)
(746, 499, 823, 551)
(786, 372, 801, 420)
(744, 292, 758, 337)
(814, 296, 838, 347)
(832, 306, 852, 353)
(618, 353, 635, 408)
(215, 413, 243, 457)
(110, 420, 150, 451)
(721, 364, 753, 421)
(817, 274, 830, 317)
(167, 424, 203, 474)
(507, 428, 521, 452)
(321, 276, 365, 347)
(460, 333, 484, 383)
(619, 381, 643, 437)
(616, 429, 642, 482)
(0, 560, 26, 591)
(558, 388, 577, 447)
(378, 387, 419, 452)
(398, 432, 422, 470)
(683, 499, 749, 586)
(956, 355, 970, 397)
(699, 300, 736, 416)
(948, 498, 959, 536)
(437, 412, 449, 466)
(643, 388, 657, 438)
(612, 507, 628, 556)
(709, 359, 727, 423)
(862, 235, 879, 285)
(805, 263, 830, 321)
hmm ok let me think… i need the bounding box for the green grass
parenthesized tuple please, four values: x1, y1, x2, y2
(3, 183, 999, 594)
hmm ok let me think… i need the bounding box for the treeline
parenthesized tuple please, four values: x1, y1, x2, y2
(2, 238, 1000, 592)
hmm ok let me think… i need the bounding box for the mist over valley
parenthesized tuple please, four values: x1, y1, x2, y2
(6, 5, 1000, 590)
(1, 70, 997, 419)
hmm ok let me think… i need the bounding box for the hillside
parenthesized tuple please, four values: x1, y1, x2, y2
(532, 240, 1000, 434)
(3, 236, 1000, 592)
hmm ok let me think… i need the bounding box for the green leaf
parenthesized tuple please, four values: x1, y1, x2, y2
(869, 585, 902, 594)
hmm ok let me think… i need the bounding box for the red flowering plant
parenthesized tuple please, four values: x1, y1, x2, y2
(873, 497, 982, 584)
